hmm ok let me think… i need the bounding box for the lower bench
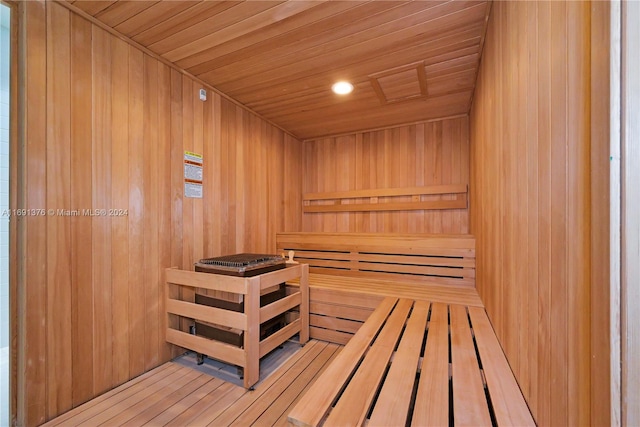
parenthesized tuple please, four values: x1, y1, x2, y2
(288, 297, 534, 427)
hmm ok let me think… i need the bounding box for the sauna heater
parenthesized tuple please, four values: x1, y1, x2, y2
(192, 254, 288, 366)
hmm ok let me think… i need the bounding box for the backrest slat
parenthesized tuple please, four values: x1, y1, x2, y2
(276, 232, 476, 288)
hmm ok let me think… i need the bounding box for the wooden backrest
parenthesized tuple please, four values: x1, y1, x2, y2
(276, 232, 475, 287)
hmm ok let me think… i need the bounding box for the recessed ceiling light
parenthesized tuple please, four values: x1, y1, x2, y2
(332, 81, 354, 95)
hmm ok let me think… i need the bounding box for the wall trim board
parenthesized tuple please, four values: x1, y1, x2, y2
(620, 1, 640, 424)
(52, 0, 299, 142)
(3, 0, 18, 425)
(609, 1, 622, 425)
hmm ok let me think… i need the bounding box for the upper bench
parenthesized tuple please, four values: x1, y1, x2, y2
(276, 232, 476, 288)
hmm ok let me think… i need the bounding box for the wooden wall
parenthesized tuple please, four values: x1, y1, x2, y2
(470, 1, 609, 426)
(16, 2, 302, 424)
(301, 117, 469, 234)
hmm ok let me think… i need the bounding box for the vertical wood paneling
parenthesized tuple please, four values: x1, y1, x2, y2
(283, 133, 302, 232)
(168, 68, 183, 354)
(169, 68, 183, 269)
(69, 12, 93, 407)
(536, 3, 552, 423)
(127, 45, 145, 379)
(566, 3, 591, 425)
(17, 2, 304, 421)
(110, 36, 130, 386)
(181, 77, 193, 267)
(157, 63, 172, 362)
(17, 2, 48, 425)
(143, 54, 159, 372)
(470, 1, 608, 425)
(191, 76, 204, 262)
(91, 24, 113, 397)
(523, 0, 539, 415)
(549, 4, 569, 424)
(46, 2, 72, 416)
(589, 1, 611, 423)
(301, 117, 469, 234)
(235, 108, 246, 251)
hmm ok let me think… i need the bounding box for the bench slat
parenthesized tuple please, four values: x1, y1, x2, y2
(468, 307, 536, 426)
(310, 287, 383, 309)
(355, 261, 475, 279)
(308, 268, 476, 287)
(324, 299, 414, 427)
(287, 297, 399, 427)
(281, 243, 474, 259)
(297, 259, 474, 279)
(309, 301, 373, 322)
(450, 304, 492, 426)
(305, 274, 482, 307)
(294, 251, 476, 268)
(309, 327, 353, 346)
(368, 300, 430, 427)
(276, 232, 476, 249)
(310, 314, 362, 334)
(412, 302, 450, 427)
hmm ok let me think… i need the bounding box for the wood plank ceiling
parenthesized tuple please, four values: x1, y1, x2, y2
(65, 0, 490, 139)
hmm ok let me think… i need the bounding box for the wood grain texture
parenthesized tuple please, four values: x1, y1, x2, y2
(302, 118, 469, 234)
(110, 35, 130, 386)
(277, 232, 475, 287)
(17, 2, 48, 425)
(16, 1, 303, 422)
(59, 0, 490, 138)
(69, 11, 94, 407)
(91, 23, 114, 397)
(450, 305, 491, 426)
(589, 1, 611, 424)
(470, 1, 608, 425)
(289, 301, 532, 427)
(46, 2, 73, 416)
(412, 303, 449, 427)
(368, 301, 429, 427)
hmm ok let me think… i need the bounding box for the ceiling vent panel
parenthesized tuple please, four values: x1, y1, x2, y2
(369, 62, 428, 105)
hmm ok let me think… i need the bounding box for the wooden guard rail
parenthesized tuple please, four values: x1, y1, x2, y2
(302, 184, 468, 213)
(276, 232, 475, 287)
(165, 264, 309, 389)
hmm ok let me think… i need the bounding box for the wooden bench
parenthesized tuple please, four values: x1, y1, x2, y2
(288, 297, 535, 427)
(276, 232, 476, 287)
(276, 232, 481, 345)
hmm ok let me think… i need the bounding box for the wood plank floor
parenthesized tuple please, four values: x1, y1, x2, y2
(39, 274, 482, 426)
(42, 340, 340, 427)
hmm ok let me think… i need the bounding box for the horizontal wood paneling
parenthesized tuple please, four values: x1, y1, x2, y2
(16, 2, 302, 423)
(62, 0, 491, 139)
(301, 117, 469, 234)
(470, 1, 609, 425)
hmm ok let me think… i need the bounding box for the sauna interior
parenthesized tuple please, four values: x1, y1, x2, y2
(3, 0, 636, 426)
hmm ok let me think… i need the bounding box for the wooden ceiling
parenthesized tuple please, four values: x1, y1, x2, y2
(65, 0, 491, 139)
